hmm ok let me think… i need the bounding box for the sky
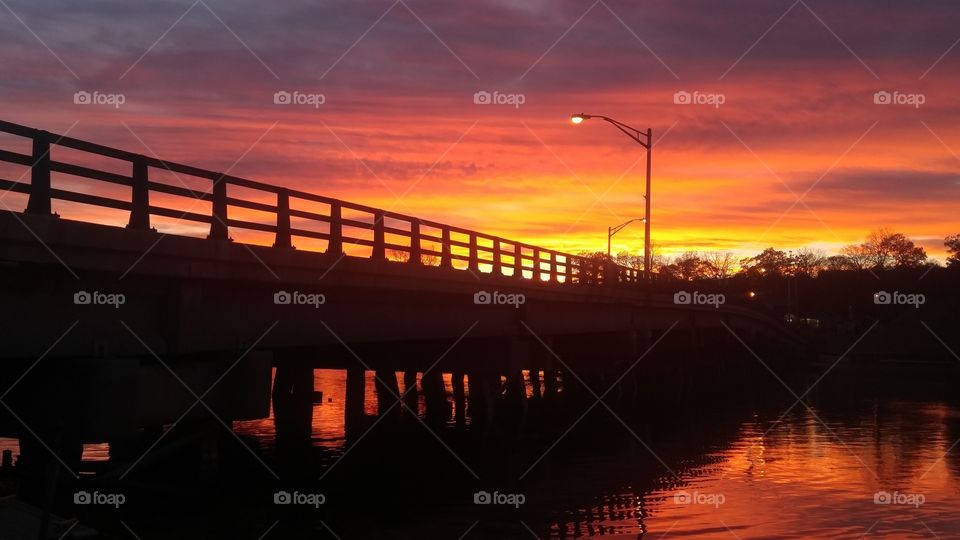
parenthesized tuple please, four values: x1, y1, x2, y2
(0, 0, 957, 260)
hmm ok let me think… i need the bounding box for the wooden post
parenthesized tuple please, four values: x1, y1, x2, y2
(127, 155, 151, 230)
(565, 255, 573, 284)
(327, 202, 343, 255)
(514, 243, 523, 278)
(372, 211, 386, 260)
(532, 248, 541, 281)
(492, 239, 502, 275)
(468, 233, 479, 271)
(208, 175, 229, 240)
(440, 227, 452, 268)
(273, 188, 292, 248)
(409, 219, 421, 264)
(25, 131, 51, 215)
(550, 251, 558, 282)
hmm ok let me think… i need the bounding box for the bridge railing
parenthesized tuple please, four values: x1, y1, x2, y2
(0, 119, 642, 286)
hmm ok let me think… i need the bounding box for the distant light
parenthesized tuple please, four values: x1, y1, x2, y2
(748, 291, 757, 298)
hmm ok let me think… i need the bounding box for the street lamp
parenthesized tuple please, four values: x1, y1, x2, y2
(571, 113, 653, 280)
(608, 217, 646, 258)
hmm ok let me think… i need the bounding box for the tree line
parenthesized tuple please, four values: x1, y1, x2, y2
(582, 229, 960, 281)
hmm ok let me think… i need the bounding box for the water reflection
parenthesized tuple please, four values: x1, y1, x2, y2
(542, 399, 960, 538)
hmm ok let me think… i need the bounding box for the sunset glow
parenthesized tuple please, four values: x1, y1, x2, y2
(0, 1, 957, 262)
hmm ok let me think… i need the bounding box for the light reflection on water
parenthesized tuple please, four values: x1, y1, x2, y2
(233, 368, 467, 455)
(546, 400, 960, 538)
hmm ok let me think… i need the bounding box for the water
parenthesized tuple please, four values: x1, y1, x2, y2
(530, 396, 960, 538)
(4, 369, 960, 538)
(592, 401, 960, 538)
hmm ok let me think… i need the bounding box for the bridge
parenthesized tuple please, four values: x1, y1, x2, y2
(0, 119, 803, 490)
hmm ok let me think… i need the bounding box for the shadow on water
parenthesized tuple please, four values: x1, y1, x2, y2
(3, 347, 960, 539)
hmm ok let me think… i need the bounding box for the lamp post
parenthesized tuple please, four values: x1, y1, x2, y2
(608, 217, 646, 259)
(571, 113, 652, 281)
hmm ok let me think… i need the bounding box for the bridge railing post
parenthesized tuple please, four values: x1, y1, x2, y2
(468, 232, 479, 271)
(549, 251, 558, 282)
(273, 188, 292, 248)
(208, 175, 229, 240)
(409, 219, 421, 264)
(372, 210, 385, 260)
(564, 255, 573, 284)
(440, 227, 452, 268)
(127, 155, 151, 230)
(327, 202, 343, 255)
(25, 131, 52, 215)
(514, 243, 523, 278)
(532, 248, 541, 281)
(492, 238, 502, 275)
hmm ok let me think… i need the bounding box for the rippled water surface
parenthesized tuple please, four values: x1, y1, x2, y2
(541, 399, 960, 538)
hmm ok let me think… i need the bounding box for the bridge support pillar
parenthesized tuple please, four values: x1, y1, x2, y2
(422, 370, 448, 424)
(529, 369, 542, 401)
(467, 368, 495, 438)
(402, 371, 418, 413)
(543, 368, 559, 400)
(345, 367, 365, 438)
(374, 370, 400, 418)
(272, 362, 314, 463)
(452, 371, 466, 426)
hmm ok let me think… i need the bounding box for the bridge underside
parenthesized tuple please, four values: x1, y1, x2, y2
(0, 211, 803, 440)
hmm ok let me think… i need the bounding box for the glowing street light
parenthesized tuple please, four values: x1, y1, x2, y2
(570, 113, 652, 280)
(608, 217, 646, 258)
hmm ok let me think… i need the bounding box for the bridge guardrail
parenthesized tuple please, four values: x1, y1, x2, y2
(0, 119, 643, 286)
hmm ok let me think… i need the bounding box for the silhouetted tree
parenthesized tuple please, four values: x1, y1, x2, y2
(841, 228, 927, 270)
(670, 252, 712, 281)
(703, 251, 736, 280)
(791, 247, 827, 277)
(739, 248, 790, 277)
(946, 234, 960, 268)
(824, 254, 855, 271)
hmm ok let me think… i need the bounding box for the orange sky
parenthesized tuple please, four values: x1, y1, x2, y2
(0, 1, 957, 261)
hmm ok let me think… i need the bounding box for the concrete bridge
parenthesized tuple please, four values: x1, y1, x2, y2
(0, 119, 803, 467)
